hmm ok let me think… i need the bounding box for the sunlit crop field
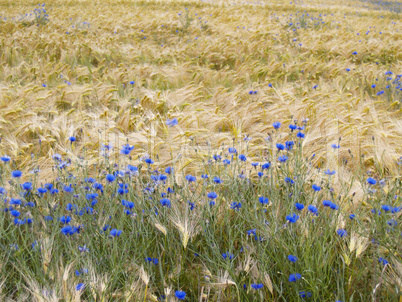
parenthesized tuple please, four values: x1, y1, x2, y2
(0, 0, 401, 301)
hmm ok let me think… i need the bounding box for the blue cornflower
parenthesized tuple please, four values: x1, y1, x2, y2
(349, 214, 355, 220)
(110, 229, 122, 237)
(239, 154, 247, 161)
(144, 158, 154, 165)
(312, 184, 321, 191)
(63, 185, 74, 193)
(288, 255, 298, 262)
(223, 159, 231, 165)
(69, 136, 76, 142)
(258, 172, 263, 178)
(247, 229, 256, 236)
(378, 257, 388, 265)
(289, 273, 301, 282)
(10, 198, 22, 206)
(207, 192, 217, 199)
(175, 290, 186, 300)
(337, 229, 347, 238)
(230, 202, 241, 210)
(52, 153, 62, 161)
(286, 213, 299, 223)
(324, 169, 336, 175)
(222, 252, 234, 260)
(160, 198, 171, 208)
(251, 283, 264, 289)
(381, 205, 391, 212)
(387, 219, 397, 226)
(392, 207, 401, 213)
(59, 216, 72, 224)
(322, 200, 332, 207)
(228, 147, 237, 154)
(129, 80, 135, 85)
(251, 162, 259, 167)
(346, 68, 351, 72)
(185, 175, 196, 182)
(121, 144, 134, 155)
(165, 166, 173, 174)
(11, 210, 20, 217)
(106, 174, 115, 182)
(76, 283, 85, 291)
(299, 291, 312, 298)
(367, 178, 377, 185)
(11, 170, 22, 178)
(79, 245, 89, 253)
(273, 121, 281, 129)
(37, 187, 47, 195)
(371, 84, 376, 88)
(284, 177, 294, 184)
(329, 202, 339, 210)
(276, 143, 285, 151)
(201, 174, 209, 179)
(278, 155, 288, 163)
(166, 118, 178, 127)
(352, 51, 357, 55)
(295, 203, 304, 211)
(289, 124, 297, 131)
(308, 205, 318, 214)
(297, 132, 305, 138)
(0, 155, 10, 162)
(259, 196, 269, 205)
(285, 141, 294, 150)
(261, 162, 271, 169)
(213, 154, 221, 161)
(213, 176, 222, 183)
(331, 144, 340, 149)
(61, 225, 75, 236)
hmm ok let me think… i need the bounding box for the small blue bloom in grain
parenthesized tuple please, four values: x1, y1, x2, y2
(207, 192, 217, 199)
(251, 283, 264, 289)
(289, 273, 301, 282)
(175, 290, 186, 300)
(286, 213, 299, 223)
(110, 229, 122, 237)
(11, 170, 22, 178)
(312, 184, 321, 191)
(337, 229, 347, 238)
(273, 121, 281, 129)
(166, 118, 178, 127)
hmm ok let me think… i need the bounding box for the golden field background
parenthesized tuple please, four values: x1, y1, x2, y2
(0, 0, 401, 185)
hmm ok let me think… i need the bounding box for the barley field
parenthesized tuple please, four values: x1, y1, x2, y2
(0, 0, 401, 301)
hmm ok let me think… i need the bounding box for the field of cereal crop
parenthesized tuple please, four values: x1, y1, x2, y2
(0, 0, 401, 300)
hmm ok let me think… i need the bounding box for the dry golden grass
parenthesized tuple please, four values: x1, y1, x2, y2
(0, 0, 401, 183)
